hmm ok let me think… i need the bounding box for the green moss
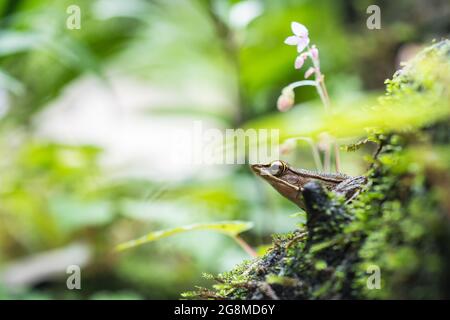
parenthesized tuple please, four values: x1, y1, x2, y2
(187, 40, 450, 300)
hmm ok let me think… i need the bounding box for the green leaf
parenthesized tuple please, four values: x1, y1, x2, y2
(341, 138, 370, 152)
(116, 221, 254, 251)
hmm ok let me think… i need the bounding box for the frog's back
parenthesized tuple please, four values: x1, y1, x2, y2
(292, 168, 353, 183)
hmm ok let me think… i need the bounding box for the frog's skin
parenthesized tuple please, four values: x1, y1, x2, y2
(251, 160, 366, 210)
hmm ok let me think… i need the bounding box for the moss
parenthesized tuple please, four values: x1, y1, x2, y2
(187, 40, 450, 300)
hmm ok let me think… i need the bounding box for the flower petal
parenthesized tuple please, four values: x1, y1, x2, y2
(291, 22, 308, 37)
(284, 36, 300, 45)
(296, 37, 310, 53)
(310, 45, 319, 59)
(295, 55, 305, 69)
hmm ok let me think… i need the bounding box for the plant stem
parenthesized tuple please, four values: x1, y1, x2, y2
(323, 142, 331, 172)
(234, 236, 258, 258)
(309, 47, 340, 172)
(287, 137, 323, 171)
(287, 80, 317, 90)
(334, 141, 341, 172)
(309, 140, 323, 171)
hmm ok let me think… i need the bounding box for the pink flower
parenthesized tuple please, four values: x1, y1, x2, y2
(277, 95, 293, 112)
(304, 67, 315, 78)
(310, 45, 319, 60)
(284, 22, 310, 53)
(277, 88, 295, 112)
(294, 52, 308, 69)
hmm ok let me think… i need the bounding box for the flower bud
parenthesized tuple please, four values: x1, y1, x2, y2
(310, 45, 319, 60)
(294, 52, 309, 70)
(277, 88, 295, 112)
(295, 55, 305, 69)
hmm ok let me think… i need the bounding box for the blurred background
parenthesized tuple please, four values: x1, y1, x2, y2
(0, 0, 448, 299)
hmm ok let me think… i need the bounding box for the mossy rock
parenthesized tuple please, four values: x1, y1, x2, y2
(186, 40, 450, 300)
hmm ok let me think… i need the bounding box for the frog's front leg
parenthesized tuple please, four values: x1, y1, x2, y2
(334, 176, 366, 203)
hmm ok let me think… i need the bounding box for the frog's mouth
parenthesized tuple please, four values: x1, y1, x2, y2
(251, 164, 302, 192)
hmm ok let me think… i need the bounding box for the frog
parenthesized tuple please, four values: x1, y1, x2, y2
(251, 160, 366, 210)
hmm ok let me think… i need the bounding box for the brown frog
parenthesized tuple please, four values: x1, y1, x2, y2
(251, 160, 366, 210)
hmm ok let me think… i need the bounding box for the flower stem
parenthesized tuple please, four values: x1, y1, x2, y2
(233, 235, 258, 258)
(308, 46, 340, 172)
(287, 80, 317, 90)
(286, 137, 323, 171)
(323, 142, 331, 172)
(334, 142, 341, 172)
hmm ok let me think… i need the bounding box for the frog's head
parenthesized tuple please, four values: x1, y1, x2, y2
(251, 160, 305, 209)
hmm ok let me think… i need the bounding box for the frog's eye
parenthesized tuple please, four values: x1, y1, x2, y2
(268, 160, 287, 176)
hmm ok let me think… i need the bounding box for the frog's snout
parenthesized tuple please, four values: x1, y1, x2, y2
(251, 164, 272, 177)
(250, 164, 262, 173)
